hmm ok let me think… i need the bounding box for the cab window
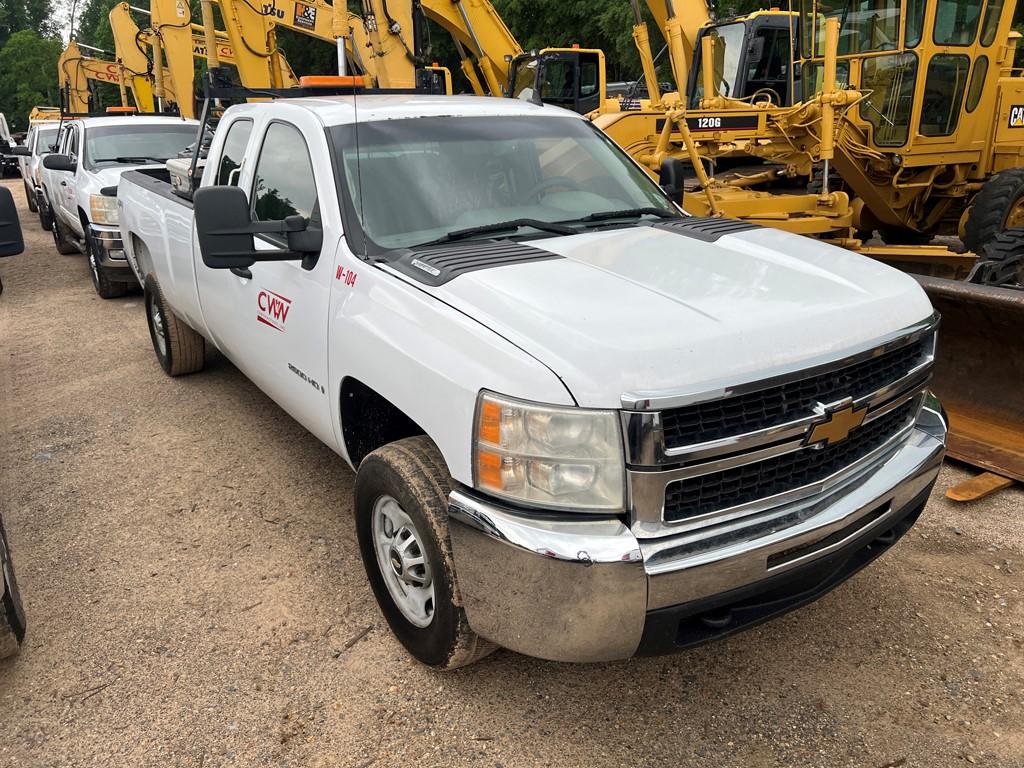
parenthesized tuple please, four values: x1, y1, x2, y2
(934, 0, 983, 44)
(979, 0, 1004, 45)
(801, 0, 902, 57)
(965, 56, 988, 112)
(251, 122, 317, 224)
(65, 127, 79, 160)
(216, 119, 253, 186)
(919, 54, 970, 135)
(860, 52, 918, 146)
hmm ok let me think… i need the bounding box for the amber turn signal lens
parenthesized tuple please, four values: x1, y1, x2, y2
(478, 400, 501, 445)
(477, 450, 503, 490)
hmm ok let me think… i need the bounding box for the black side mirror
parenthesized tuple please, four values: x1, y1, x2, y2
(10, 146, 30, 156)
(43, 154, 75, 172)
(659, 158, 687, 202)
(194, 185, 321, 270)
(0, 187, 25, 257)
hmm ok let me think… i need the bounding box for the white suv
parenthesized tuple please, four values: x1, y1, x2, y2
(41, 114, 197, 298)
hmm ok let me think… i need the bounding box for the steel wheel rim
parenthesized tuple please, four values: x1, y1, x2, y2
(372, 495, 434, 628)
(149, 297, 167, 357)
(1007, 201, 1024, 229)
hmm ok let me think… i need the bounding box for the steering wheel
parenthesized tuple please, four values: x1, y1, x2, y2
(749, 87, 782, 106)
(526, 176, 583, 201)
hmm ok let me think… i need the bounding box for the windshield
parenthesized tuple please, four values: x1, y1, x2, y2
(84, 123, 196, 170)
(35, 128, 58, 154)
(330, 116, 676, 251)
(691, 22, 747, 105)
(800, 0, 902, 57)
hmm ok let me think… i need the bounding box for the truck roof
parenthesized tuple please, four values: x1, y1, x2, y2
(227, 94, 581, 127)
(73, 115, 198, 130)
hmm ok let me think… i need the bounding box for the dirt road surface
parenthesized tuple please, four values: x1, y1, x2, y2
(0, 178, 1022, 767)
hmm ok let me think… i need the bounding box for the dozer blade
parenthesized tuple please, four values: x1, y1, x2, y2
(915, 276, 1024, 482)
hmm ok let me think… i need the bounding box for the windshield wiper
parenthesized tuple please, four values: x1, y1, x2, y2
(563, 207, 681, 225)
(421, 218, 577, 246)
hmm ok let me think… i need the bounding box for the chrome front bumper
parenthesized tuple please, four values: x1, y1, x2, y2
(88, 224, 129, 268)
(447, 396, 947, 663)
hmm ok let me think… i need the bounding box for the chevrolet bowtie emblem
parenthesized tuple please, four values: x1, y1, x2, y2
(806, 403, 868, 447)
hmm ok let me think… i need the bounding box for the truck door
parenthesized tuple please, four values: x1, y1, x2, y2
(195, 115, 337, 448)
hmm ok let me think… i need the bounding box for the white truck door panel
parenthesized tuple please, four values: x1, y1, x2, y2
(195, 114, 338, 449)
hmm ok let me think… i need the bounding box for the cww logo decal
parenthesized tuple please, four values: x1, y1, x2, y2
(257, 289, 292, 332)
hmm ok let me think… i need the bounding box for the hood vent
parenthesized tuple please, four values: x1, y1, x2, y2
(391, 241, 562, 286)
(652, 216, 761, 242)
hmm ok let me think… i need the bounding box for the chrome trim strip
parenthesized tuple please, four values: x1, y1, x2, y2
(621, 312, 938, 411)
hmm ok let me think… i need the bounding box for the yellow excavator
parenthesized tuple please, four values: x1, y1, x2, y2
(57, 39, 163, 113)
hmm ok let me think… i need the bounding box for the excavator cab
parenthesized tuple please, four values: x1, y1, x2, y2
(508, 48, 606, 114)
(688, 11, 799, 107)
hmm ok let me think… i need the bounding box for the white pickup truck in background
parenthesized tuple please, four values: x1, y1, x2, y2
(117, 92, 947, 668)
(40, 114, 197, 298)
(9, 120, 59, 219)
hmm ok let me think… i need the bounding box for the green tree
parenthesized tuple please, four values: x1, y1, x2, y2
(0, 29, 62, 130)
(0, 0, 57, 48)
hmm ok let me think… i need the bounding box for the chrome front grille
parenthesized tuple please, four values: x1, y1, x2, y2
(622, 316, 938, 537)
(663, 400, 917, 522)
(660, 338, 929, 450)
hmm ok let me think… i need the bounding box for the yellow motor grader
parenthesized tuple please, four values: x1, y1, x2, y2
(593, 0, 1024, 490)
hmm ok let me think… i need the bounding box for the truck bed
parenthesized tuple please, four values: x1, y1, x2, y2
(120, 167, 194, 207)
(118, 168, 206, 336)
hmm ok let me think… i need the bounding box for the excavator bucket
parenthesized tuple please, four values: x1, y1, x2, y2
(915, 276, 1024, 482)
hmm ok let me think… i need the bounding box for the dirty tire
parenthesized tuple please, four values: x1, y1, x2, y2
(967, 227, 1024, 287)
(355, 436, 496, 670)
(963, 168, 1024, 253)
(24, 181, 37, 213)
(0, 515, 26, 659)
(51, 215, 78, 255)
(38, 195, 53, 231)
(145, 281, 205, 376)
(86, 235, 129, 299)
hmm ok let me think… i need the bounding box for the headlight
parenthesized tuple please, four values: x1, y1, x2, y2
(473, 391, 625, 511)
(90, 194, 119, 225)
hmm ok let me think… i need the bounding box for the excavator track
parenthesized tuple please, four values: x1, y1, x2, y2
(915, 275, 1024, 482)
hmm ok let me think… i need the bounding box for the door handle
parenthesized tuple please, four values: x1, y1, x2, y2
(230, 267, 252, 279)
(60, 181, 67, 186)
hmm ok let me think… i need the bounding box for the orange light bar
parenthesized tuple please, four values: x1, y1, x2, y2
(299, 75, 365, 89)
(106, 106, 137, 113)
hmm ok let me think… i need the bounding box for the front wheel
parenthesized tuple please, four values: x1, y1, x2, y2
(0, 516, 26, 659)
(37, 194, 53, 232)
(355, 436, 495, 669)
(24, 181, 37, 213)
(86, 235, 128, 299)
(51, 215, 78, 255)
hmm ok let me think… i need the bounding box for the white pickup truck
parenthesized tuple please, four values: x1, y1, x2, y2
(0, 185, 27, 653)
(40, 114, 197, 298)
(117, 92, 947, 668)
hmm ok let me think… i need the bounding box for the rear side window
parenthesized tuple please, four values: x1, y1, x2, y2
(251, 122, 317, 222)
(216, 119, 253, 186)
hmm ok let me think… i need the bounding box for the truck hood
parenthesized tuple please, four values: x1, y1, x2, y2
(403, 225, 935, 408)
(92, 165, 155, 189)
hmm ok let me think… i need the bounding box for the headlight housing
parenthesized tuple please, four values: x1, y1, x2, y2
(473, 391, 625, 511)
(89, 194, 119, 226)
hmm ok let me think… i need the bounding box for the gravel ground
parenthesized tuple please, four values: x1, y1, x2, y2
(0, 178, 1022, 768)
